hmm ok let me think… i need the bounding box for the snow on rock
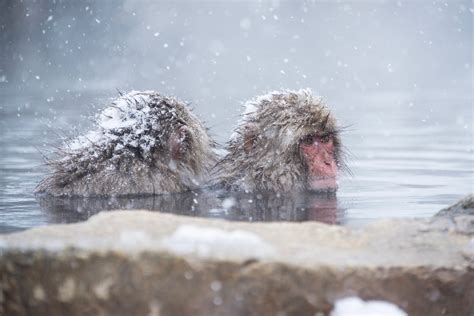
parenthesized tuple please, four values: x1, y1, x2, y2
(118, 230, 153, 249)
(0, 236, 69, 252)
(468, 237, 474, 252)
(330, 297, 408, 316)
(162, 225, 275, 259)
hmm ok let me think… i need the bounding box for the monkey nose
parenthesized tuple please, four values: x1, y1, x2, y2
(322, 151, 334, 166)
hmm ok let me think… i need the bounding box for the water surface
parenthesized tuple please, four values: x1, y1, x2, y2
(1, 90, 471, 233)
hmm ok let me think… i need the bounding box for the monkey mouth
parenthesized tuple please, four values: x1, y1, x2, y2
(307, 176, 338, 193)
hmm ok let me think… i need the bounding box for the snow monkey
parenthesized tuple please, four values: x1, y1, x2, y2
(214, 89, 347, 192)
(35, 91, 217, 197)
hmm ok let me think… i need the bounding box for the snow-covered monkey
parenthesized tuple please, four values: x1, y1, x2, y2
(36, 91, 217, 196)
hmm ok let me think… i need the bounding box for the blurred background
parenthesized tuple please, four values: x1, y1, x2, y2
(0, 0, 472, 231)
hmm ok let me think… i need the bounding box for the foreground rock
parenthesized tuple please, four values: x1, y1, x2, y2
(1, 208, 473, 315)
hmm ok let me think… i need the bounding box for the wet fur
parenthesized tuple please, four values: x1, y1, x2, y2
(36, 91, 217, 197)
(214, 89, 346, 192)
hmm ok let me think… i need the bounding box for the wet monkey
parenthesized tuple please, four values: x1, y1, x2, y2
(214, 89, 347, 192)
(36, 91, 217, 197)
(37, 89, 347, 197)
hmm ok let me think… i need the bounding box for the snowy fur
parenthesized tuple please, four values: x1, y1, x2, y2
(36, 91, 217, 197)
(214, 89, 344, 192)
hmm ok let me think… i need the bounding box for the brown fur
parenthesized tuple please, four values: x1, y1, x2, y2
(36, 91, 217, 197)
(214, 89, 346, 192)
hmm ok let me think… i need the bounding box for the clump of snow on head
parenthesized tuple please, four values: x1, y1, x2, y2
(66, 91, 179, 160)
(98, 92, 151, 130)
(162, 225, 275, 259)
(330, 297, 408, 316)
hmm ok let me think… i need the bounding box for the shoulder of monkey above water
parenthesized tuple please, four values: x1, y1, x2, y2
(214, 88, 347, 193)
(35, 90, 218, 197)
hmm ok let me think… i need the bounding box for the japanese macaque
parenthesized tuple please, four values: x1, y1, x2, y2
(214, 89, 347, 192)
(35, 91, 217, 197)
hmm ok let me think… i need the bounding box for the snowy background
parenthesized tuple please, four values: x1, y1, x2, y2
(0, 0, 472, 231)
(1, 1, 471, 126)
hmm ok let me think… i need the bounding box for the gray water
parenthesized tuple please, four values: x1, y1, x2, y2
(0, 90, 472, 233)
(0, 1, 472, 232)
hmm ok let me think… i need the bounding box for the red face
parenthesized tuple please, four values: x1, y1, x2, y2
(299, 134, 337, 191)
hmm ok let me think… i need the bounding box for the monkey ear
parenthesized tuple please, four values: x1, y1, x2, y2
(243, 123, 258, 154)
(170, 125, 191, 160)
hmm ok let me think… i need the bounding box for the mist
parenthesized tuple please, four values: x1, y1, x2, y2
(2, 1, 471, 98)
(0, 0, 472, 230)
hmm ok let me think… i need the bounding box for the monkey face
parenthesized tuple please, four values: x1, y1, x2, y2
(217, 89, 345, 193)
(299, 133, 338, 191)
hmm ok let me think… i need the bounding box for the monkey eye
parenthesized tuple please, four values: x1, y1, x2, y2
(320, 134, 331, 143)
(301, 134, 316, 145)
(301, 133, 333, 145)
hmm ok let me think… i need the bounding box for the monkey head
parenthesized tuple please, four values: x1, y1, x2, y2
(217, 89, 345, 193)
(36, 91, 217, 196)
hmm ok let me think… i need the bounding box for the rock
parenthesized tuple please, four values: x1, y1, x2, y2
(0, 210, 473, 316)
(431, 195, 474, 235)
(435, 194, 474, 217)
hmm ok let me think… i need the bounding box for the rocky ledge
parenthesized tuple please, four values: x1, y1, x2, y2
(1, 196, 473, 316)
